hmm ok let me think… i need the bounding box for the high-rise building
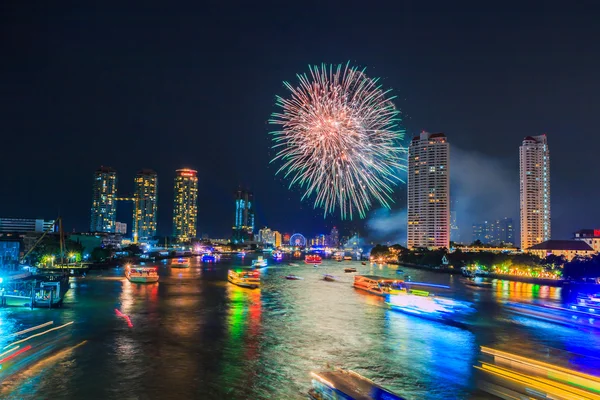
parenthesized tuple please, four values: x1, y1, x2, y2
(133, 169, 158, 241)
(258, 227, 275, 245)
(329, 227, 340, 248)
(90, 166, 118, 233)
(172, 169, 198, 242)
(520, 135, 550, 249)
(232, 189, 254, 243)
(407, 132, 450, 249)
(274, 231, 282, 248)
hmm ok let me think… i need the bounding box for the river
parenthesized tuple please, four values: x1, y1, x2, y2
(1, 256, 599, 399)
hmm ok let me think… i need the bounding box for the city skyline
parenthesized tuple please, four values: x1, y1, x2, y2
(2, 2, 599, 242)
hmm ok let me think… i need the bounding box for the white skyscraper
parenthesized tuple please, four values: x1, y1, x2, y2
(407, 132, 450, 249)
(519, 135, 550, 249)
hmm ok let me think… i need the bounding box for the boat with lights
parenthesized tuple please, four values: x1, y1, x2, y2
(309, 369, 405, 400)
(228, 269, 260, 289)
(353, 275, 404, 296)
(305, 255, 322, 264)
(171, 258, 190, 268)
(202, 253, 217, 263)
(272, 250, 283, 260)
(126, 265, 159, 283)
(252, 256, 268, 267)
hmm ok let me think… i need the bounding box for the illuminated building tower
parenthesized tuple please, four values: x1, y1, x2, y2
(232, 189, 254, 243)
(407, 132, 450, 249)
(133, 169, 158, 241)
(172, 169, 198, 242)
(329, 226, 340, 247)
(520, 135, 550, 249)
(90, 166, 118, 233)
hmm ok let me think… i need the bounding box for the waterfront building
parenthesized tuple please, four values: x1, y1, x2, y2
(472, 218, 514, 246)
(407, 131, 450, 249)
(172, 169, 198, 242)
(258, 227, 275, 245)
(283, 233, 291, 244)
(311, 234, 326, 247)
(526, 239, 593, 261)
(90, 166, 118, 233)
(329, 227, 340, 247)
(0, 218, 56, 233)
(0, 239, 20, 270)
(232, 189, 254, 243)
(115, 222, 127, 235)
(573, 229, 600, 253)
(274, 231, 282, 248)
(520, 135, 550, 250)
(134, 169, 158, 241)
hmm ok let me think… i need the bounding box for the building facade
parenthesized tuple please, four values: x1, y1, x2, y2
(329, 227, 340, 248)
(573, 229, 600, 253)
(232, 189, 255, 243)
(520, 135, 550, 250)
(172, 169, 198, 242)
(115, 222, 127, 235)
(90, 166, 118, 233)
(527, 240, 593, 261)
(407, 132, 450, 249)
(0, 218, 56, 233)
(134, 169, 158, 241)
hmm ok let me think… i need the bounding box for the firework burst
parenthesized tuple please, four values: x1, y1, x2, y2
(269, 63, 407, 219)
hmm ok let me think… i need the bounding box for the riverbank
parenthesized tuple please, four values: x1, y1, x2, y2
(393, 262, 564, 286)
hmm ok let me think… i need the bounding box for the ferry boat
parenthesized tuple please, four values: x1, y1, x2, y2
(252, 256, 268, 267)
(353, 275, 403, 296)
(228, 269, 260, 289)
(343, 256, 353, 261)
(202, 253, 216, 263)
(272, 250, 283, 260)
(344, 267, 357, 273)
(172, 258, 190, 268)
(305, 255, 322, 264)
(386, 285, 473, 323)
(126, 265, 159, 283)
(332, 252, 344, 261)
(309, 369, 405, 400)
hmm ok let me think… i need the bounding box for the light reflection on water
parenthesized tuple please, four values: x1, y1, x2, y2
(0, 259, 593, 399)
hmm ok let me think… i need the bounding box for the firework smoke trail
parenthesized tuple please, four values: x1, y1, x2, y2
(269, 63, 407, 219)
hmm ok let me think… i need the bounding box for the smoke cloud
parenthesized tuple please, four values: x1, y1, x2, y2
(365, 146, 518, 246)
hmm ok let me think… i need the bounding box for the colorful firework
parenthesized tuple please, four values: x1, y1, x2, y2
(269, 63, 407, 219)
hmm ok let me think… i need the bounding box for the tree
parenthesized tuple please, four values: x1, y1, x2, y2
(90, 247, 111, 263)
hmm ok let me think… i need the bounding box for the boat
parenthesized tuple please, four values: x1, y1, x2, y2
(126, 265, 159, 283)
(172, 258, 190, 268)
(344, 267, 357, 273)
(323, 274, 336, 282)
(228, 269, 260, 289)
(201, 253, 216, 263)
(32, 274, 70, 308)
(252, 256, 268, 267)
(272, 250, 283, 260)
(288, 263, 299, 266)
(309, 369, 405, 400)
(572, 293, 600, 313)
(285, 275, 303, 280)
(305, 255, 322, 264)
(464, 278, 492, 288)
(344, 256, 353, 261)
(396, 269, 404, 274)
(361, 262, 366, 265)
(353, 275, 403, 296)
(237, 251, 246, 257)
(332, 253, 344, 261)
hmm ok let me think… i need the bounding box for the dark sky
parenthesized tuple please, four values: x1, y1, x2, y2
(2, 1, 599, 243)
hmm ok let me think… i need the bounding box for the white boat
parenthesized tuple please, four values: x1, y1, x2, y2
(252, 256, 268, 267)
(171, 258, 190, 268)
(228, 270, 260, 289)
(126, 265, 159, 283)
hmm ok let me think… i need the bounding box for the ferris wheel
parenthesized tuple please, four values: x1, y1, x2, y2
(289, 233, 306, 247)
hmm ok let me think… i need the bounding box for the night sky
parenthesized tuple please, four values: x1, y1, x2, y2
(2, 1, 599, 244)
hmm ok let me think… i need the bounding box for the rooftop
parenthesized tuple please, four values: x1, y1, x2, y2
(528, 240, 593, 251)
